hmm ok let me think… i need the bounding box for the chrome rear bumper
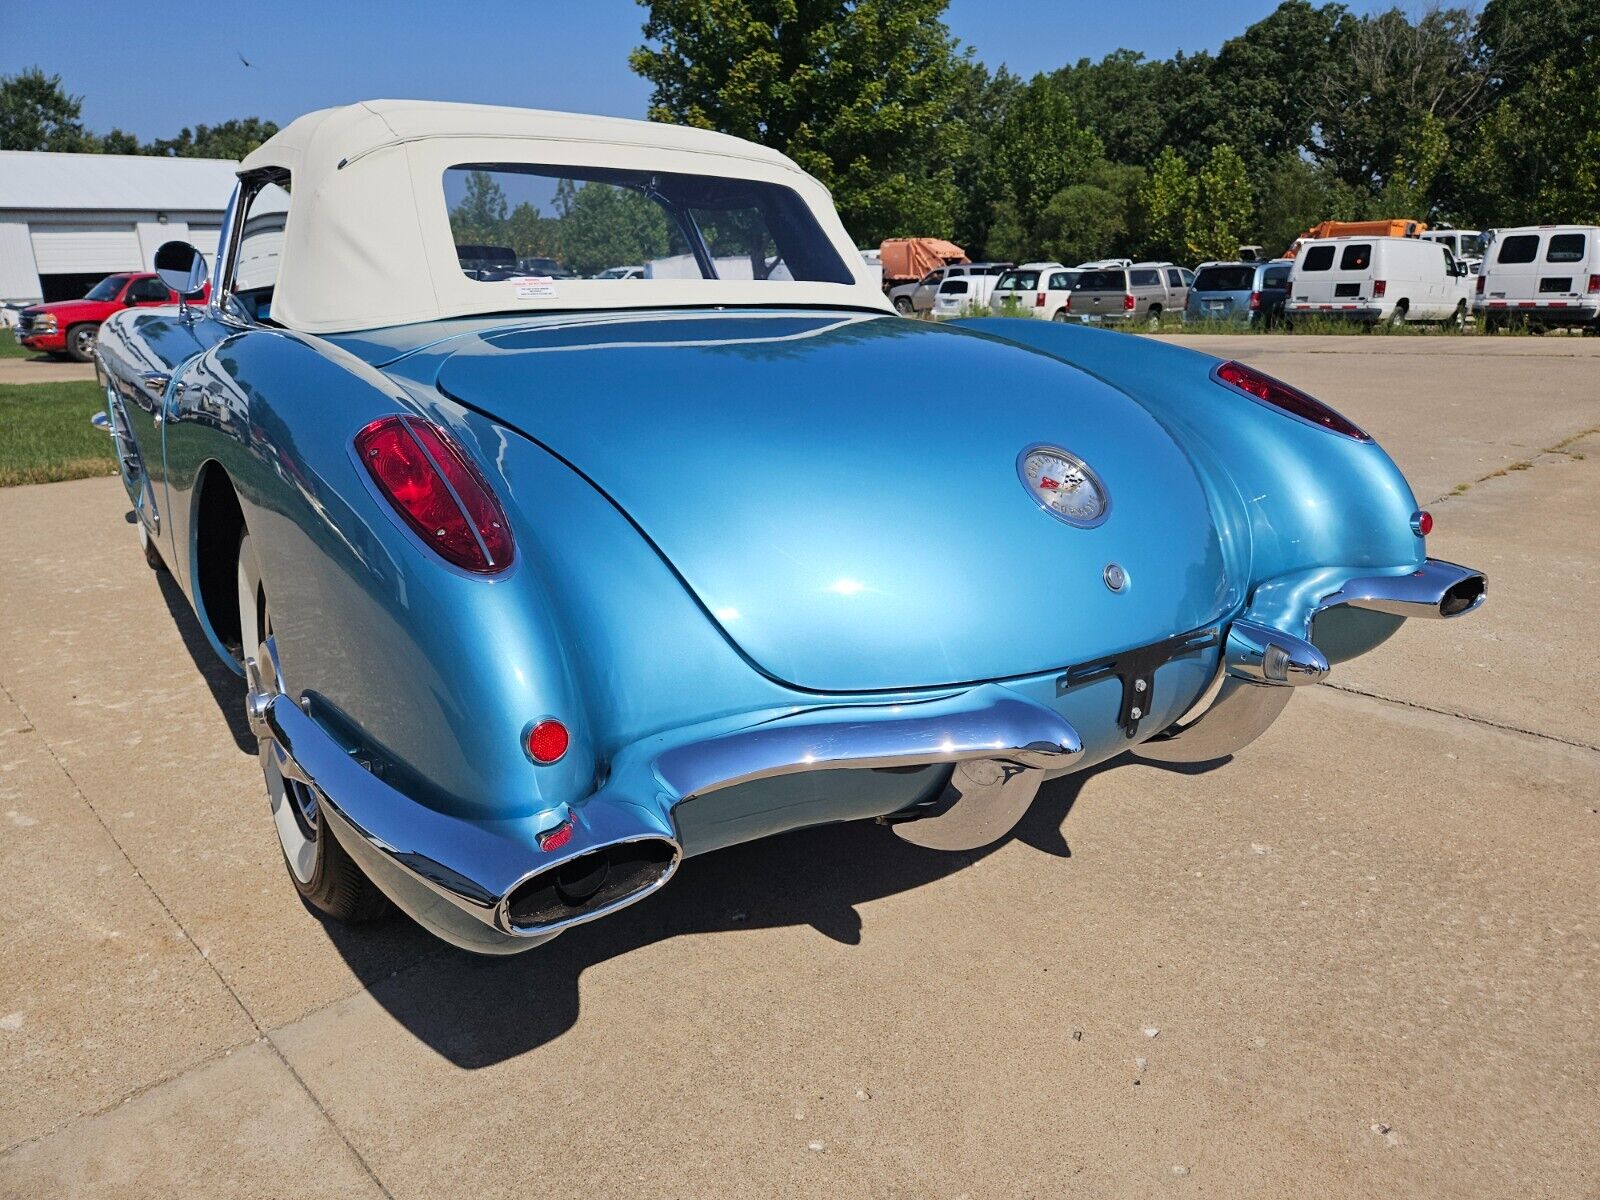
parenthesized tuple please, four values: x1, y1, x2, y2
(1137, 557, 1485, 764)
(253, 672, 1082, 953)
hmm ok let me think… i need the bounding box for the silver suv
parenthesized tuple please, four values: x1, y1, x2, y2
(1067, 261, 1192, 327)
(890, 262, 1013, 316)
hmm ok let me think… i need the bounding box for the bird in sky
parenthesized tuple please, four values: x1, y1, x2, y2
(237, 51, 254, 68)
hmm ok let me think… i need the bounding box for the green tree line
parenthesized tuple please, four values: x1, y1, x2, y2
(632, 0, 1600, 261)
(0, 68, 277, 159)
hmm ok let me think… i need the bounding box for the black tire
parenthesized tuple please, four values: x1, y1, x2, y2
(892, 296, 913, 315)
(1145, 306, 1162, 330)
(1484, 313, 1504, 334)
(1385, 303, 1408, 329)
(138, 520, 165, 571)
(65, 323, 97, 362)
(1051, 308, 1070, 322)
(237, 529, 388, 924)
(1445, 301, 1466, 330)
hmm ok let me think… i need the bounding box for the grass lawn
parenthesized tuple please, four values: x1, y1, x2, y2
(0, 382, 117, 486)
(0, 334, 40, 359)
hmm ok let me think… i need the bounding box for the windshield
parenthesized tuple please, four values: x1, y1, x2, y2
(84, 275, 131, 302)
(444, 164, 852, 284)
(1193, 266, 1255, 292)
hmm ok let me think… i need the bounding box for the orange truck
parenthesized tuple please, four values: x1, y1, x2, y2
(879, 238, 968, 286)
(1282, 219, 1427, 259)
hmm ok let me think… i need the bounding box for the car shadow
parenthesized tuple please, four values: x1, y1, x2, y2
(154, 555, 1232, 1067)
(310, 761, 1147, 1069)
(154, 562, 257, 755)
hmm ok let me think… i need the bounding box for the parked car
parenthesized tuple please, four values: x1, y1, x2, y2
(1286, 236, 1471, 327)
(989, 263, 1080, 319)
(1475, 225, 1600, 334)
(593, 265, 644, 280)
(94, 101, 1484, 956)
(1184, 260, 1292, 327)
(1063, 262, 1187, 328)
(889, 262, 1012, 316)
(933, 270, 1008, 318)
(14, 271, 211, 362)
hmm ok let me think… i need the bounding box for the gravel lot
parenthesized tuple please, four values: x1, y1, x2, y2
(1, 334, 1596, 1199)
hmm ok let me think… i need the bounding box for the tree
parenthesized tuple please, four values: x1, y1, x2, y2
(1134, 147, 1193, 263)
(556, 184, 674, 276)
(630, 0, 974, 243)
(448, 171, 510, 246)
(1052, 50, 1177, 167)
(145, 118, 279, 160)
(1033, 160, 1143, 266)
(1376, 112, 1450, 218)
(985, 76, 1102, 240)
(1457, 48, 1600, 226)
(0, 68, 90, 151)
(1184, 144, 1252, 261)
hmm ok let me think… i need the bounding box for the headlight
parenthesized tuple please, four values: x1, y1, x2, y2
(35, 315, 57, 332)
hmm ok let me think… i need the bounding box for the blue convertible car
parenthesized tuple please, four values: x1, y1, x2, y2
(94, 102, 1485, 954)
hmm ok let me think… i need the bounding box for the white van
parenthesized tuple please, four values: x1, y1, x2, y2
(1420, 228, 1482, 266)
(932, 271, 1003, 318)
(1286, 235, 1472, 326)
(1475, 225, 1600, 333)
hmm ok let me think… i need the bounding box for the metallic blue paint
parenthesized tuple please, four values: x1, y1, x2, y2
(94, 292, 1469, 952)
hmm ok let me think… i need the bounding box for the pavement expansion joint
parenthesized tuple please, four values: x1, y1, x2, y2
(1323, 680, 1600, 755)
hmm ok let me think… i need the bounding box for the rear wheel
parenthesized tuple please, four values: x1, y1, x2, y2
(137, 520, 164, 570)
(892, 296, 913, 315)
(65, 323, 97, 362)
(237, 530, 387, 924)
(1385, 302, 1409, 328)
(1051, 308, 1070, 322)
(1144, 306, 1162, 330)
(1445, 300, 1466, 330)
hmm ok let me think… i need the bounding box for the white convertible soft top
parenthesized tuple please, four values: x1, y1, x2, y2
(234, 100, 891, 333)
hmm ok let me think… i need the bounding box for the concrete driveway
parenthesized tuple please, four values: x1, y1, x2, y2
(0, 356, 97, 385)
(1, 335, 1597, 1198)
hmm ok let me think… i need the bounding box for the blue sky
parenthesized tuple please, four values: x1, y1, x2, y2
(2, 0, 1398, 143)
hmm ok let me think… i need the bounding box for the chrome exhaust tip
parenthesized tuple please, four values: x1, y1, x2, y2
(1323, 559, 1487, 621)
(499, 836, 680, 936)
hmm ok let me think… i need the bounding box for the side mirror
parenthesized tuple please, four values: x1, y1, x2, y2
(153, 241, 208, 298)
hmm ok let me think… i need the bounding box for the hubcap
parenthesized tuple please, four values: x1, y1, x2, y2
(245, 630, 321, 881)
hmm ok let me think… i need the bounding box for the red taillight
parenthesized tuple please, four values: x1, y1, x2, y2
(1372, 279, 1387, 298)
(1413, 510, 1434, 536)
(1476, 275, 1486, 294)
(526, 718, 570, 764)
(1213, 360, 1370, 441)
(355, 415, 513, 573)
(1123, 293, 1135, 311)
(1035, 291, 1046, 307)
(1248, 290, 1261, 310)
(1588, 274, 1600, 294)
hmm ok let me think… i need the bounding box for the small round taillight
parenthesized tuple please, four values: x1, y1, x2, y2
(1412, 510, 1434, 537)
(526, 719, 569, 764)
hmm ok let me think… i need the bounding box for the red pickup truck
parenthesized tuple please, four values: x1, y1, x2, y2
(13, 272, 211, 362)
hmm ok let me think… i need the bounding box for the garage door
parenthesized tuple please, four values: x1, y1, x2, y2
(29, 223, 142, 274)
(185, 225, 222, 261)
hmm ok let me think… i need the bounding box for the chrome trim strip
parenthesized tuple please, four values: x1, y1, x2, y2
(253, 680, 1085, 941)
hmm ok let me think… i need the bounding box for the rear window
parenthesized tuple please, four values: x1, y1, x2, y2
(1193, 266, 1255, 292)
(1339, 244, 1372, 270)
(1263, 266, 1291, 288)
(996, 270, 1039, 291)
(1075, 269, 1125, 291)
(1048, 271, 1077, 290)
(1301, 245, 1335, 272)
(443, 162, 851, 283)
(1497, 234, 1539, 264)
(1129, 268, 1161, 287)
(939, 279, 969, 295)
(1547, 233, 1587, 262)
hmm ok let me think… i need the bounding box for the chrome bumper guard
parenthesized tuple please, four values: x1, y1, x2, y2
(1137, 558, 1485, 764)
(254, 679, 1082, 951)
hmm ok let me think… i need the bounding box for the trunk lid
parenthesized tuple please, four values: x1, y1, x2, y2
(428, 311, 1232, 692)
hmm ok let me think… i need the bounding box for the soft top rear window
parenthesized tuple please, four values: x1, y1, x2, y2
(1194, 266, 1255, 292)
(1301, 245, 1335, 271)
(1547, 233, 1587, 262)
(443, 163, 852, 283)
(1497, 234, 1539, 264)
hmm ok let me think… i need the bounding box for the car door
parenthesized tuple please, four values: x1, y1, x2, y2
(1540, 231, 1590, 308)
(1164, 266, 1189, 311)
(125, 276, 176, 308)
(913, 268, 947, 313)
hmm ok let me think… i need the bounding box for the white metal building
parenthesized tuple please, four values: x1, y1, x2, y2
(0, 150, 239, 306)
